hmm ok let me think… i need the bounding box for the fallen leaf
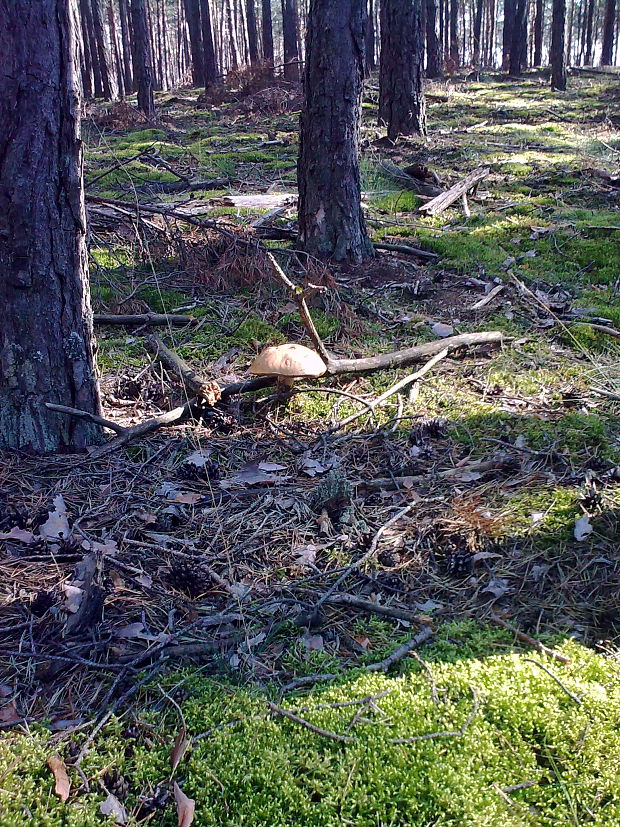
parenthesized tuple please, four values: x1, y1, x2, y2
(135, 573, 153, 588)
(300, 457, 330, 477)
(184, 449, 212, 468)
(47, 755, 71, 802)
(0, 527, 37, 544)
(100, 792, 128, 824)
(171, 727, 190, 775)
(49, 718, 84, 731)
(302, 632, 324, 651)
(39, 495, 71, 541)
(292, 544, 317, 567)
(174, 782, 195, 827)
(574, 515, 593, 541)
(221, 462, 290, 488)
(62, 584, 84, 614)
(80, 538, 118, 555)
(451, 470, 482, 482)
(0, 701, 19, 723)
(171, 492, 202, 505)
(415, 599, 444, 613)
(482, 577, 511, 599)
(0, 683, 12, 698)
(115, 622, 146, 639)
(430, 322, 454, 338)
(258, 461, 288, 472)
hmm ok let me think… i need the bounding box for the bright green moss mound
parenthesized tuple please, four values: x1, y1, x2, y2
(2, 626, 620, 826)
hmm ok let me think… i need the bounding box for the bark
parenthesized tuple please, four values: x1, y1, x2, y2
(601, 0, 616, 63)
(379, 0, 427, 139)
(226, 0, 240, 68)
(534, 0, 544, 64)
(298, 0, 374, 263)
(585, 0, 594, 63)
(107, 0, 124, 97)
(79, 2, 94, 97)
(426, 0, 443, 75)
(0, 0, 102, 453)
(200, 0, 218, 84)
(473, 0, 484, 65)
(130, 0, 155, 116)
(90, 0, 113, 98)
(566, 0, 574, 64)
(502, 0, 515, 67)
(80, 0, 104, 96)
(509, 0, 528, 72)
(118, 0, 134, 92)
(261, 0, 275, 64)
(246, 0, 260, 62)
(183, 0, 205, 85)
(365, 0, 376, 73)
(448, 0, 460, 69)
(486, 0, 497, 66)
(282, 0, 301, 80)
(551, 0, 567, 87)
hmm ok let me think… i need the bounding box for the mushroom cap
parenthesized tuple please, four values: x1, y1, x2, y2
(250, 344, 327, 378)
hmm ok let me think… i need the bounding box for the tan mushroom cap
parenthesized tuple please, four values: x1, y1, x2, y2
(250, 344, 327, 378)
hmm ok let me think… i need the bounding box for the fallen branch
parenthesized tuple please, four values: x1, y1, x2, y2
(356, 456, 519, 492)
(366, 626, 434, 672)
(44, 404, 125, 434)
(94, 313, 199, 327)
(489, 614, 571, 664)
(374, 241, 439, 260)
(469, 283, 504, 310)
(323, 593, 424, 623)
(146, 334, 221, 402)
(389, 687, 479, 743)
(419, 167, 490, 216)
(267, 702, 356, 743)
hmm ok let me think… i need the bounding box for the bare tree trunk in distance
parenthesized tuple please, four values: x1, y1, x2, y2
(90, 0, 114, 98)
(183, 0, 205, 84)
(534, 0, 544, 64)
(80, 0, 104, 95)
(365, 0, 377, 73)
(131, 0, 155, 116)
(585, 0, 595, 62)
(601, 0, 616, 63)
(448, 0, 460, 69)
(551, 0, 567, 85)
(200, 0, 218, 84)
(0, 0, 102, 453)
(473, 0, 484, 66)
(118, 0, 134, 91)
(426, 0, 443, 75)
(502, 0, 515, 67)
(379, 0, 427, 139)
(282, 0, 301, 80)
(298, 0, 373, 263)
(79, 4, 95, 97)
(509, 0, 528, 72)
(246, 0, 260, 63)
(262, 0, 275, 66)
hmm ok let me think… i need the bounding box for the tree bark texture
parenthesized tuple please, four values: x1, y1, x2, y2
(282, 0, 301, 80)
(183, 0, 205, 85)
(365, 0, 376, 73)
(473, 0, 484, 66)
(379, 0, 427, 140)
(118, 0, 134, 91)
(200, 0, 218, 83)
(584, 0, 594, 63)
(509, 0, 528, 72)
(90, 0, 113, 98)
(534, 0, 544, 64)
(448, 0, 460, 69)
(551, 0, 567, 87)
(0, 0, 102, 452)
(298, 0, 373, 263)
(261, 0, 275, 64)
(502, 0, 515, 68)
(246, 0, 259, 63)
(426, 0, 443, 75)
(601, 0, 616, 64)
(131, 0, 155, 116)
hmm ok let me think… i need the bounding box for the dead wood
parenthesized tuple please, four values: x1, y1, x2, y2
(489, 615, 571, 664)
(94, 313, 199, 327)
(146, 334, 221, 403)
(374, 241, 439, 260)
(377, 159, 443, 197)
(419, 167, 490, 215)
(324, 593, 424, 623)
(366, 626, 433, 672)
(356, 456, 519, 492)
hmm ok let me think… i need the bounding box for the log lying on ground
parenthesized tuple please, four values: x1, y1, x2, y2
(146, 334, 221, 402)
(94, 313, 199, 327)
(419, 166, 490, 216)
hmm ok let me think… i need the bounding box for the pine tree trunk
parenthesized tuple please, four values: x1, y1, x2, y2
(282, 0, 300, 80)
(298, 0, 373, 263)
(448, 0, 460, 68)
(566, 0, 574, 64)
(509, 0, 527, 72)
(200, 0, 218, 83)
(0, 0, 102, 453)
(183, 0, 205, 85)
(551, 0, 567, 86)
(585, 0, 594, 62)
(426, 0, 443, 75)
(90, 0, 113, 98)
(131, 0, 155, 116)
(226, 0, 240, 68)
(379, 0, 427, 139)
(261, 0, 275, 64)
(601, 0, 616, 63)
(107, 0, 124, 96)
(534, 0, 544, 64)
(80, 0, 104, 96)
(365, 0, 376, 73)
(246, 0, 259, 62)
(473, 0, 484, 65)
(502, 0, 515, 67)
(118, 0, 134, 91)
(79, 4, 95, 97)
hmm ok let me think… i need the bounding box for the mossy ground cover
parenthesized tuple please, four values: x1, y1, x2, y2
(2, 73, 620, 826)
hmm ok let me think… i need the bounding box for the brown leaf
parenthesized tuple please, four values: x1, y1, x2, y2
(100, 792, 128, 824)
(170, 727, 190, 775)
(0, 526, 37, 544)
(39, 495, 71, 541)
(47, 754, 71, 802)
(0, 700, 19, 723)
(174, 781, 195, 827)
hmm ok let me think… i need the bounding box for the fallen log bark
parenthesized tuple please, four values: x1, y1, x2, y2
(419, 167, 490, 216)
(146, 334, 221, 402)
(94, 313, 199, 327)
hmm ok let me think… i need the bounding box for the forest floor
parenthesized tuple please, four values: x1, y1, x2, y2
(1, 69, 620, 825)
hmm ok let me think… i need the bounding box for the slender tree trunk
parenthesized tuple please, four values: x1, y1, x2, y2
(282, 0, 301, 80)
(298, 0, 373, 263)
(365, 0, 376, 73)
(566, 0, 574, 63)
(245, 0, 260, 62)
(90, 0, 113, 98)
(426, 0, 443, 75)
(585, 0, 595, 62)
(509, 0, 528, 71)
(131, 0, 155, 115)
(107, 0, 124, 96)
(183, 0, 205, 85)
(80, 0, 104, 95)
(379, 0, 427, 139)
(200, 0, 218, 83)
(601, 0, 616, 63)
(473, 0, 484, 65)
(502, 0, 515, 67)
(551, 0, 567, 85)
(534, 0, 544, 63)
(448, 0, 460, 68)
(118, 0, 134, 91)
(0, 0, 102, 453)
(262, 0, 275, 65)
(487, 0, 497, 65)
(226, 0, 240, 68)
(79, 3, 95, 97)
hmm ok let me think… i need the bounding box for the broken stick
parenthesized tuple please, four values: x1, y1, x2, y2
(419, 166, 490, 216)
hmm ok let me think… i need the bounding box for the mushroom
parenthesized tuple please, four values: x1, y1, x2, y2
(249, 344, 327, 388)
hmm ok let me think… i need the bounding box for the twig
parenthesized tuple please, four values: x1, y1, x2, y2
(373, 241, 438, 261)
(279, 674, 339, 696)
(267, 701, 356, 743)
(323, 593, 424, 623)
(44, 404, 125, 434)
(489, 615, 571, 664)
(389, 687, 479, 744)
(366, 627, 433, 672)
(94, 313, 199, 327)
(469, 284, 504, 310)
(419, 167, 490, 215)
(146, 334, 221, 401)
(524, 659, 582, 704)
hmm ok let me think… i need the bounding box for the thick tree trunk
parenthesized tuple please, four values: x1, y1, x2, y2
(261, 0, 275, 65)
(473, 0, 484, 66)
(0, 0, 102, 453)
(551, 0, 567, 85)
(298, 0, 373, 263)
(246, 0, 260, 63)
(379, 0, 427, 139)
(448, 0, 460, 69)
(183, 0, 205, 85)
(509, 0, 528, 72)
(502, 0, 515, 67)
(118, 0, 134, 92)
(365, 0, 376, 73)
(534, 0, 544, 64)
(282, 0, 301, 80)
(584, 0, 594, 62)
(90, 0, 113, 98)
(601, 0, 616, 63)
(426, 0, 443, 75)
(200, 0, 218, 84)
(131, 0, 155, 116)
